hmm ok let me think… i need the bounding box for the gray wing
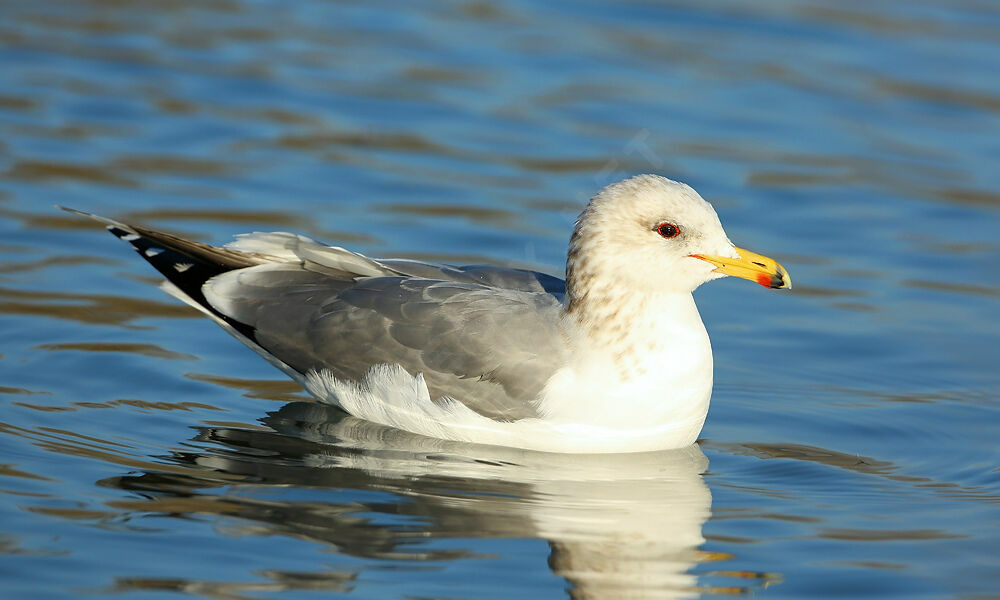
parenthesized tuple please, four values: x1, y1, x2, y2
(204, 264, 568, 421)
(63, 215, 571, 422)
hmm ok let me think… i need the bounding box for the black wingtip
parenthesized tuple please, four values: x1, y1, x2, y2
(60, 205, 259, 341)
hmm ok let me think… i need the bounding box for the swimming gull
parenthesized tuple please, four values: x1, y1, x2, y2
(63, 174, 790, 453)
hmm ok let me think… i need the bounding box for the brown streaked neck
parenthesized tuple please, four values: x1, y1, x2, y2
(564, 225, 708, 379)
(564, 228, 652, 369)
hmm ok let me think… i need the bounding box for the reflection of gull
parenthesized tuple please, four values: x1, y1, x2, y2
(66, 174, 790, 452)
(193, 403, 715, 600)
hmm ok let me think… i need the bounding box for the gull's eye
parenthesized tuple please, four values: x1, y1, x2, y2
(655, 222, 680, 239)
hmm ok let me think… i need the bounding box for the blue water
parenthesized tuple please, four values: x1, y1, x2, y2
(1, 1, 998, 598)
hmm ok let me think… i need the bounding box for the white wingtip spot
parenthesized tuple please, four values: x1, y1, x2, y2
(122, 233, 141, 241)
(144, 248, 164, 257)
(174, 262, 193, 273)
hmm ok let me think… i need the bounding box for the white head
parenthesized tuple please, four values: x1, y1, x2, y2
(566, 174, 789, 307)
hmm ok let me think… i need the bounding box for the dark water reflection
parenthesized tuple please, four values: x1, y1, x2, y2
(2, 0, 1000, 598)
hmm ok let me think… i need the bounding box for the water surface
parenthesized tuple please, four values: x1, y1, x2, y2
(1, 1, 998, 598)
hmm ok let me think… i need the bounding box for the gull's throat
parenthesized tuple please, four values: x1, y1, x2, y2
(566, 286, 652, 379)
(546, 286, 714, 437)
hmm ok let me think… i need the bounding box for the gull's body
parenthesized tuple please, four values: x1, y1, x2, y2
(67, 174, 789, 453)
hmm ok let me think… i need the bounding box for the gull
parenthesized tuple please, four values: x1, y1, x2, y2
(64, 174, 790, 453)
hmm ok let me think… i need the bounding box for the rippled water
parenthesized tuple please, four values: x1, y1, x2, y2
(1, 1, 998, 598)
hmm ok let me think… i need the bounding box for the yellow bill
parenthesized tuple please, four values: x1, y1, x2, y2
(691, 247, 792, 289)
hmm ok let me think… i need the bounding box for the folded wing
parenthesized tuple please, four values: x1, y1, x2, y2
(63, 213, 568, 422)
(205, 265, 566, 420)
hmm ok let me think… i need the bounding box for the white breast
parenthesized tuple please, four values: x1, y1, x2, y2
(536, 292, 714, 447)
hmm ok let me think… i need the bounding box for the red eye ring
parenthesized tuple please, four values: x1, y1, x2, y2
(656, 222, 680, 239)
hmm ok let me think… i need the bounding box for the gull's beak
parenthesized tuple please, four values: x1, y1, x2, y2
(691, 247, 792, 289)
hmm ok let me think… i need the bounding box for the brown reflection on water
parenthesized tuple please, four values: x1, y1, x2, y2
(0, 534, 66, 557)
(0, 462, 54, 483)
(902, 279, 1000, 299)
(507, 156, 611, 174)
(36, 342, 198, 361)
(875, 76, 1000, 116)
(0, 387, 50, 397)
(71, 398, 222, 412)
(785, 284, 871, 300)
(797, 5, 943, 36)
(929, 187, 1000, 210)
(111, 155, 237, 177)
(0, 256, 116, 274)
(717, 441, 897, 476)
(830, 384, 994, 407)
(818, 527, 965, 542)
(0, 95, 39, 111)
(184, 373, 309, 403)
(24, 505, 118, 521)
(900, 235, 998, 256)
(378, 203, 515, 225)
(781, 283, 879, 313)
(4, 154, 243, 195)
(0, 285, 195, 327)
(8, 121, 134, 141)
(402, 64, 486, 85)
(273, 130, 449, 155)
(120, 208, 304, 227)
(148, 90, 329, 129)
(745, 171, 848, 187)
(2, 209, 117, 231)
(112, 569, 358, 598)
(6, 160, 139, 188)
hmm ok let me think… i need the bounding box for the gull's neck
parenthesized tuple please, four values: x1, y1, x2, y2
(542, 228, 714, 437)
(564, 280, 707, 381)
(563, 226, 707, 378)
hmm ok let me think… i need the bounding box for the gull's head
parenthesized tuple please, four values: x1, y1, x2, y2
(567, 174, 791, 297)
